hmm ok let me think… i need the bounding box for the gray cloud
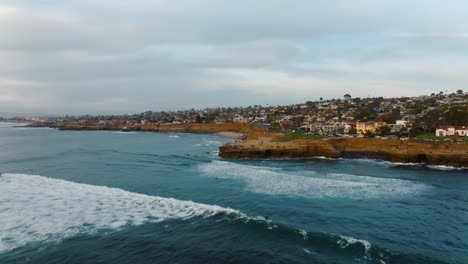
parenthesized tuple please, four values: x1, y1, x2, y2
(0, 0, 467, 114)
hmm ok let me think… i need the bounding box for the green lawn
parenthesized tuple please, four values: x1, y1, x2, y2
(415, 133, 468, 142)
(271, 133, 326, 142)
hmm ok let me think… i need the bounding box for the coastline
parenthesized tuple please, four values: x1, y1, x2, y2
(219, 137, 468, 167)
(27, 122, 262, 137)
(26, 122, 468, 167)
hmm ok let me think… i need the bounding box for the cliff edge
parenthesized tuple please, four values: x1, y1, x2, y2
(219, 137, 468, 167)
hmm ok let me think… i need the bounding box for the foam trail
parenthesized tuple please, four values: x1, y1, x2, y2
(0, 174, 244, 253)
(352, 159, 466, 171)
(204, 140, 222, 146)
(111, 131, 136, 134)
(338, 236, 372, 254)
(199, 161, 428, 199)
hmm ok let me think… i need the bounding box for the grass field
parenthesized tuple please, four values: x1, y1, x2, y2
(271, 133, 326, 142)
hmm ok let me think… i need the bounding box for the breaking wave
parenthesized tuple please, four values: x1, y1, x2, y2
(199, 161, 429, 199)
(0, 173, 244, 253)
(0, 173, 446, 263)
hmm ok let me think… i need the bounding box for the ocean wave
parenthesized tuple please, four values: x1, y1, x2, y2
(168, 134, 180, 138)
(0, 173, 244, 253)
(225, 218, 399, 263)
(348, 159, 466, 171)
(199, 161, 429, 199)
(338, 235, 372, 254)
(0, 173, 443, 263)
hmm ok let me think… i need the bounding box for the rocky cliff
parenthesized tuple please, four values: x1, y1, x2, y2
(28, 122, 263, 138)
(219, 137, 468, 167)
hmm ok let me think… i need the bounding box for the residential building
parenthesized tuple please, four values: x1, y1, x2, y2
(356, 121, 387, 134)
(435, 126, 468, 137)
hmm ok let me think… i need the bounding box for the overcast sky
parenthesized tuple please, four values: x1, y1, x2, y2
(1, 0, 467, 115)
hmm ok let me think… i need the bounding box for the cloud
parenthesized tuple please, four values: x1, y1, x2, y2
(0, 1, 467, 114)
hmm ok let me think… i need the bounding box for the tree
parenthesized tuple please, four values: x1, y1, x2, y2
(195, 115, 203, 123)
(344, 94, 352, 100)
(398, 127, 408, 137)
(409, 126, 424, 138)
(320, 97, 323, 102)
(364, 130, 375, 137)
(377, 125, 391, 136)
(348, 128, 357, 135)
(292, 116, 305, 126)
(444, 105, 468, 126)
(456, 89, 464, 95)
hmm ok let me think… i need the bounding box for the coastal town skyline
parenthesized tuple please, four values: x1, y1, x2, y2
(7, 91, 466, 140)
(1, 1, 468, 114)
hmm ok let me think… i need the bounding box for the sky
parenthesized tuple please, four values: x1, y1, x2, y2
(1, 0, 468, 115)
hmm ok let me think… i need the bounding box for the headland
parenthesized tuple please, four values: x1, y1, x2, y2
(26, 121, 267, 139)
(219, 135, 468, 167)
(27, 121, 467, 167)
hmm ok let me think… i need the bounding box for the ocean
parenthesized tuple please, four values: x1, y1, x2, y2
(0, 122, 467, 263)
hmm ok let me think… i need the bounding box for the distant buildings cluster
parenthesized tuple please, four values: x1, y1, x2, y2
(2, 91, 466, 139)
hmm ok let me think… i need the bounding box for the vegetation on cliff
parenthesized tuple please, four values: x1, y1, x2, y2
(271, 133, 326, 142)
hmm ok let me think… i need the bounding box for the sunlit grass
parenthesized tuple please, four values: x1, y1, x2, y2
(271, 133, 326, 142)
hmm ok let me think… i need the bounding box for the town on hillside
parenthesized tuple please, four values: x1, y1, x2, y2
(3, 91, 467, 140)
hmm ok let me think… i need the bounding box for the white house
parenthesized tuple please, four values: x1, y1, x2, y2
(395, 120, 407, 126)
(435, 126, 468, 137)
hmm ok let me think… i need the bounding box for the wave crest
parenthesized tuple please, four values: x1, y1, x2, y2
(199, 161, 429, 199)
(0, 173, 244, 253)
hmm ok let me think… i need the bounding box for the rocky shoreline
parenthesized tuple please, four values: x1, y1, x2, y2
(26, 122, 467, 167)
(219, 137, 468, 167)
(27, 122, 261, 137)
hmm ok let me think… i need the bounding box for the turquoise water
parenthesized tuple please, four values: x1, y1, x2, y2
(0, 122, 467, 264)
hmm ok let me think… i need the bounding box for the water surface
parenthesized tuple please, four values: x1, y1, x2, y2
(0, 122, 466, 263)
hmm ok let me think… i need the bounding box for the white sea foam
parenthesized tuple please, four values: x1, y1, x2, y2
(204, 140, 222, 146)
(297, 229, 308, 240)
(338, 235, 372, 254)
(168, 135, 180, 138)
(111, 131, 136, 134)
(353, 159, 466, 171)
(199, 161, 428, 199)
(426, 165, 465, 171)
(0, 174, 244, 253)
(0, 122, 29, 128)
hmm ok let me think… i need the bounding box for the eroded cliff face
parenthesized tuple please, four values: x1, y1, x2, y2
(219, 140, 339, 159)
(219, 138, 468, 167)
